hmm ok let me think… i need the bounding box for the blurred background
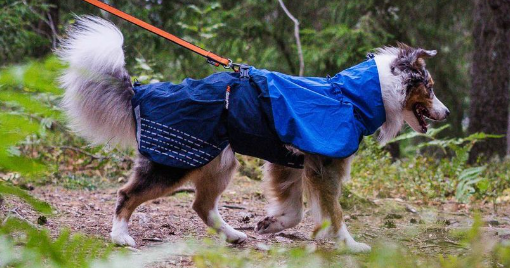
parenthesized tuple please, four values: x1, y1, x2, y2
(1, 1, 510, 267)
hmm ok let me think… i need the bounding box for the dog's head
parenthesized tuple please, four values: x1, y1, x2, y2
(389, 43, 450, 134)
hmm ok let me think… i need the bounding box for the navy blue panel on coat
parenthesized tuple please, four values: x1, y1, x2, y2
(226, 77, 305, 168)
(131, 73, 233, 169)
(131, 59, 385, 169)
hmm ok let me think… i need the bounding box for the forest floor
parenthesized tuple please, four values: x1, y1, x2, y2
(2, 176, 510, 267)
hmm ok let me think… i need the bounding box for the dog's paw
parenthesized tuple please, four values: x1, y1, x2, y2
(345, 241, 371, 253)
(110, 232, 136, 247)
(255, 216, 284, 234)
(225, 229, 247, 244)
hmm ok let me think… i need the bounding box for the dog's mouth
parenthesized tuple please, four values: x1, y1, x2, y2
(413, 103, 431, 133)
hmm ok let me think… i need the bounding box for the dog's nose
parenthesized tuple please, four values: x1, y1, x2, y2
(445, 108, 450, 117)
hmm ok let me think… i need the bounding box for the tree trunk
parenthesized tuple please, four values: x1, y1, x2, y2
(508, 114, 510, 154)
(468, 0, 510, 162)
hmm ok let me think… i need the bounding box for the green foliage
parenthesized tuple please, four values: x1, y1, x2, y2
(0, 218, 115, 268)
(132, 57, 164, 84)
(236, 155, 264, 181)
(0, 57, 133, 188)
(0, 57, 129, 268)
(0, 57, 63, 176)
(455, 166, 487, 203)
(351, 126, 503, 203)
(0, 113, 44, 175)
(0, 57, 116, 268)
(0, 58, 63, 217)
(0, 0, 52, 64)
(396, 127, 501, 203)
(0, 183, 51, 214)
(301, 13, 392, 74)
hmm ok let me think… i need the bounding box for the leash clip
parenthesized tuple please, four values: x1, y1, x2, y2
(228, 61, 242, 73)
(224, 59, 242, 73)
(207, 58, 242, 73)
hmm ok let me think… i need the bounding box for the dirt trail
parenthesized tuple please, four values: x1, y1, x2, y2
(2, 176, 510, 266)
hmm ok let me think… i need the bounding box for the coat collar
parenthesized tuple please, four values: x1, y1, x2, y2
(329, 59, 386, 135)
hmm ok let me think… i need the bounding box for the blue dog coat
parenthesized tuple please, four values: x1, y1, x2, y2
(132, 58, 386, 169)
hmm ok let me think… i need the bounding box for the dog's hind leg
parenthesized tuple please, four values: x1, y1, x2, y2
(111, 155, 190, 247)
(304, 155, 370, 253)
(191, 146, 247, 243)
(255, 163, 304, 234)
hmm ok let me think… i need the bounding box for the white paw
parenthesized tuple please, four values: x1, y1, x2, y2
(345, 241, 371, 253)
(336, 223, 370, 253)
(110, 232, 136, 247)
(225, 229, 247, 244)
(255, 216, 285, 234)
(313, 226, 335, 240)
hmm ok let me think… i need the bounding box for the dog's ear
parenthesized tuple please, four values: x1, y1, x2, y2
(392, 43, 437, 73)
(416, 49, 437, 59)
(414, 49, 437, 69)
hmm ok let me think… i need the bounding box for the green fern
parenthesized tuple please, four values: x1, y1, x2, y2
(387, 125, 501, 203)
(0, 57, 62, 175)
(0, 58, 63, 215)
(0, 218, 115, 268)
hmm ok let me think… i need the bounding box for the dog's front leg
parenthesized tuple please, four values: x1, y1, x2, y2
(304, 155, 371, 253)
(255, 163, 304, 234)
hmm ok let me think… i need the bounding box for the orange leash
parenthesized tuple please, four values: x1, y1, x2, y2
(82, 0, 233, 68)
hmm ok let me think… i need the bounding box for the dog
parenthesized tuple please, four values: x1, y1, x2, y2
(57, 16, 449, 253)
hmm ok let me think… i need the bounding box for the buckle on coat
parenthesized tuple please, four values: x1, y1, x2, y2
(239, 65, 250, 79)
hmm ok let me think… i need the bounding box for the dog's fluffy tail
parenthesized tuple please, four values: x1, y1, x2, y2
(57, 16, 136, 148)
